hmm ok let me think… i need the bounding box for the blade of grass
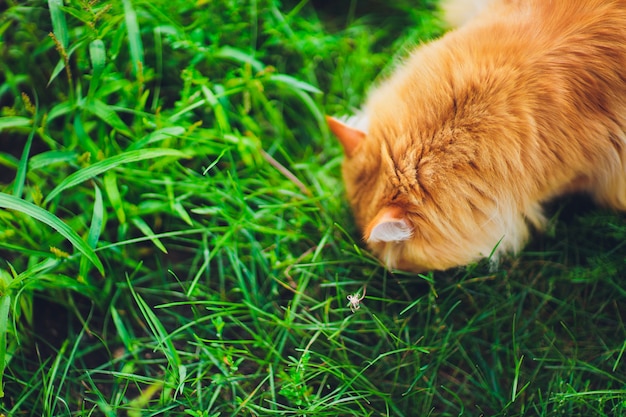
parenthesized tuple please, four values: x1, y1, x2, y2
(110, 307, 135, 355)
(43, 339, 69, 415)
(13, 115, 37, 199)
(0, 116, 31, 132)
(172, 201, 193, 226)
(47, 0, 78, 93)
(48, 0, 68, 50)
(52, 324, 88, 413)
(28, 151, 77, 171)
(103, 171, 126, 225)
(79, 184, 105, 281)
(85, 99, 134, 138)
(87, 184, 104, 249)
(0, 292, 11, 398)
(268, 73, 322, 94)
(48, 56, 68, 88)
(122, 0, 144, 75)
(151, 25, 163, 112)
(43, 148, 190, 204)
(131, 217, 168, 254)
(215, 46, 264, 72)
(126, 276, 181, 371)
(0, 193, 104, 275)
(127, 126, 185, 151)
(200, 85, 230, 133)
(87, 38, 106, 100)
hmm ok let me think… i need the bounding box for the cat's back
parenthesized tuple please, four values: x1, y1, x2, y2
(448, 0, 626, 62)
(443, 0, 626, 29)
(368, 0, 626, 132)
(334, 0, 626, 272)
(457, 0, 626, 91)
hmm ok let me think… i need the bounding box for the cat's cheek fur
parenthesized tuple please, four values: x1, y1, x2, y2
(368, 236, 495, 273)
(367, 199, 544, 273)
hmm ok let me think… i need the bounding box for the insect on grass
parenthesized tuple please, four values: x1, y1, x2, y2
(347, 286, 366, 313)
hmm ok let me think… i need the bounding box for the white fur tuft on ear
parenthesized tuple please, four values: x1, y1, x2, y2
(368, 219, 413, 243)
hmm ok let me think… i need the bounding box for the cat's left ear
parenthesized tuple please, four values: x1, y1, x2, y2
(366, 206, 413, 243)
(326, 116, 366, 157)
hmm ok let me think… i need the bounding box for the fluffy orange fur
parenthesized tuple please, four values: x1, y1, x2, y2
(328, 0, 626, 273)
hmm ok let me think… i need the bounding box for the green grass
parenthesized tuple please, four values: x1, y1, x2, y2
(1, 0, 626, 415)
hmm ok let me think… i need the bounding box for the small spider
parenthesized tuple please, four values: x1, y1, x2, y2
(347, 286, 366, 313)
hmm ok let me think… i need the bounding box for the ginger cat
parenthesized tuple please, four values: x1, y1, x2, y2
(328, 0, 626, 273)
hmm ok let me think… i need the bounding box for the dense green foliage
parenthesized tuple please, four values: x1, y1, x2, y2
(1, 0, 625, 415)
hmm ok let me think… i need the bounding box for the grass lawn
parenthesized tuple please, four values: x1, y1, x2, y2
(1, 0, 626, 415)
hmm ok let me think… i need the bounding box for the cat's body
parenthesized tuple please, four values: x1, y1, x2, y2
(328, 0, 626, 272)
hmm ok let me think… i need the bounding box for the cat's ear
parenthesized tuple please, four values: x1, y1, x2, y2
(366, 206, 413, 243)
(326, 115, 366, 157)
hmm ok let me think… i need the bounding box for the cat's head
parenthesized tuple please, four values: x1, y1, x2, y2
(327, 114, 516, 273)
